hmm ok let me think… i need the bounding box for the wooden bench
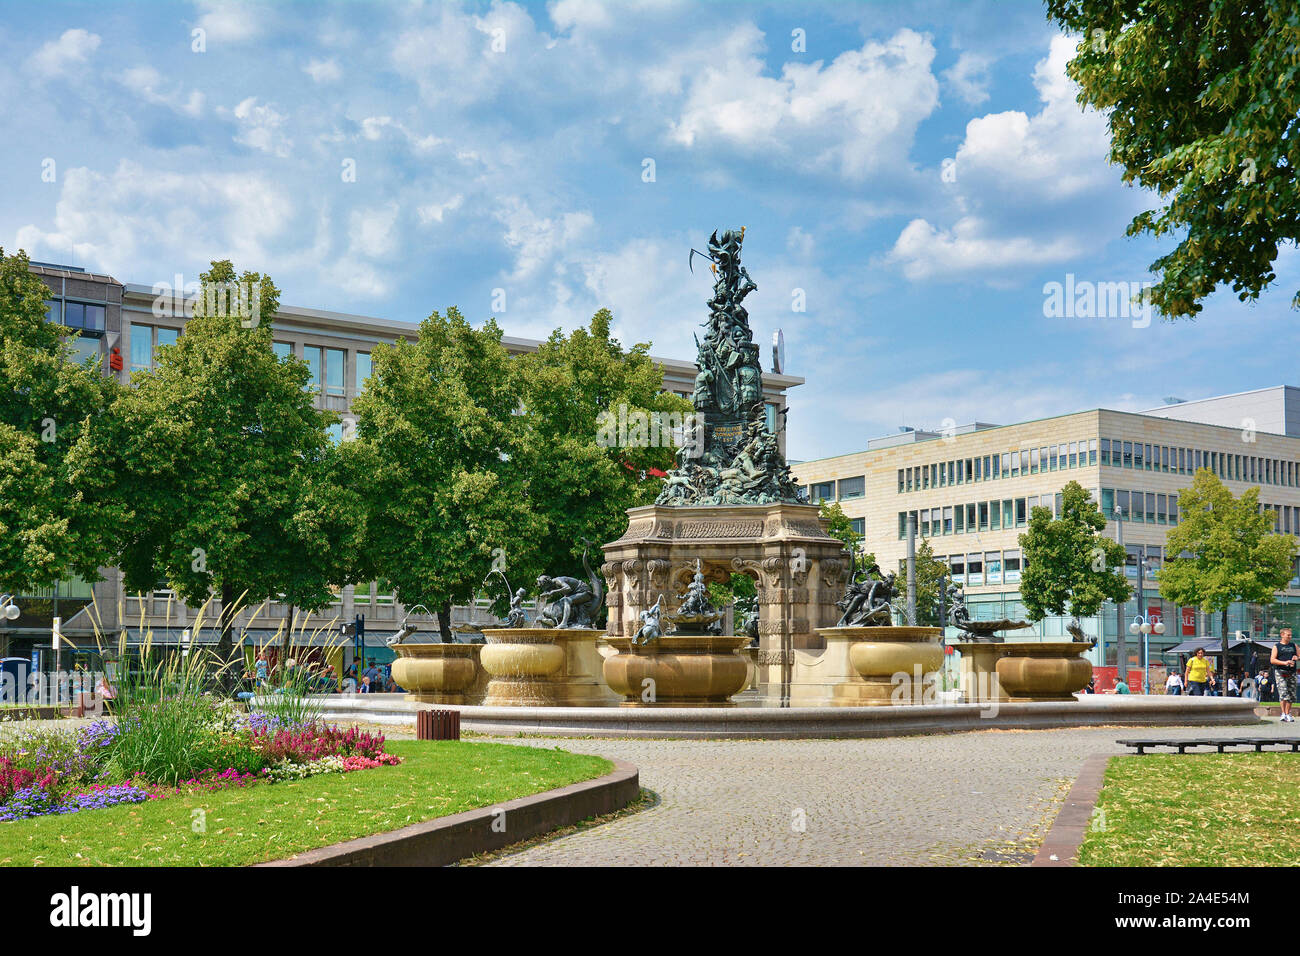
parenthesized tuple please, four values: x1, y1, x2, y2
(1117, 737, 1300, 754)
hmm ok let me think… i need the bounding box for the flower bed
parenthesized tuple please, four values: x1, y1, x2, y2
(0, 701, 402, 822)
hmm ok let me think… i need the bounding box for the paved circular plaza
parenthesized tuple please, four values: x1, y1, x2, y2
(472, 721, 1298, 866)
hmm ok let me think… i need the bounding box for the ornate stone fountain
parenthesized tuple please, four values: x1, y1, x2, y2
(480, 547, 618, 706)
(811, 561, 943, 705)
(602, 229, 849, 704)
(603, 560, 750, 706)
(944, 584, 1093, 702)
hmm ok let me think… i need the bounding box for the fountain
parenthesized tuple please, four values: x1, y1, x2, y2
(944, 584, 1094, 702)
(602, 228, 850, 704)
(811, 560, 943, 705)
(603, 560, 750, 706)
(479, 545, 618, 706)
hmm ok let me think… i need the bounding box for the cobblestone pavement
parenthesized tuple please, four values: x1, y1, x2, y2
(474, 721, 1300, 866)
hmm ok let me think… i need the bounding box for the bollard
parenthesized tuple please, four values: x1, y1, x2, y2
(416, 708, 461, 741)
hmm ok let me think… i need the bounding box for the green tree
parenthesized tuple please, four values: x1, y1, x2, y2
(895, 538, 949, 627)
(1018, 481, 1130, 632)
(75, 260, 345, 675)
(818, 501, 861, 554)
(514, 309, 690, 586)
(0, 249, 119, 593)
(352, 307, 544, 639)
(1045, 1, 1300, 318)
(1160, 467, 1297, 671)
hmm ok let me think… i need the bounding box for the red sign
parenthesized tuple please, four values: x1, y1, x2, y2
(1181, 606, 1196, 636)
(108, 347, 123, 371)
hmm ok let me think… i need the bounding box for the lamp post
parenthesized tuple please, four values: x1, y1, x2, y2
(1114, 506, 1128, 685)
(1128, 547, 1164, 693)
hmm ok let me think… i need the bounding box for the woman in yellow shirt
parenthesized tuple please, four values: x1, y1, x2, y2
(1185, 648, 1214, 696)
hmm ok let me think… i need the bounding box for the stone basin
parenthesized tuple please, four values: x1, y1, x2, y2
(994, 641, 1094, 701)
(603, 634, 750, 706)
(818, 625, 944, 706)
(390, 642, 480, 705)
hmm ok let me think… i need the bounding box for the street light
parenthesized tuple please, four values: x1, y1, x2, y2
(1123, 541, 1164, 691)
(0, 595, 19, 621)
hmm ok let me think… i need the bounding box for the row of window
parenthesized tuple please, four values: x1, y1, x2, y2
(897, 440, 1099, 493)
(1100, 438, 1299, 487)
(904, 550, 1023, 587)
(897, 491, 1085, 539)
(809, 476, 862, 503)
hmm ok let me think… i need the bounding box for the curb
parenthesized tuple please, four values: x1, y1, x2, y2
(311, 695, 1261, 740)
(256, 758, 639, 867)
(1031, 752, 1111, 867)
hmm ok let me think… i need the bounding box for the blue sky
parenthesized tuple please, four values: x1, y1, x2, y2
(3, 0, 1298, 461)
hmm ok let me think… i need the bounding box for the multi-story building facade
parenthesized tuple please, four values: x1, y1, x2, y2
(8, 262, 802, 669)
(791, 389, 1300, 679)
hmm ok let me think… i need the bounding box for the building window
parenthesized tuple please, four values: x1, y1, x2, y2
(811, 481, 834, 504)
(325, 348, 345, 396)
(850, 517, 865, 538)
(985, 552, 1001, 585)
(1100, 439, 1110, 466)
(272, 341, 293, 361)
(838, 476, 865, 500)
(1089, 439, 1097, 465)
(61, 301, 106, 332)
(765, 402, 777, 434)
(1004, 551, 1022, 583)
(68, 334, 101, 366)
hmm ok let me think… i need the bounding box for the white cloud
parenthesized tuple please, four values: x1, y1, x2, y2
(887, 35, 1123, 282)
(195, 1, 261, 43)
(953, 35, 1111, 197)
(495, 198, 594, 281)
(417, 195, 464, 225)
(227, 97, 291, 157)
(13, 161, 292, 278)
(359, 116, 441, 154)
(118, 66, 204, 117)
(303, 58, 341, 83)
(942, 51, 994, 105)
(348, 204, 400, 259)
(888, 216, 1084, 281)
(666, 28, 940, 180)
(27, 29, 101, 78)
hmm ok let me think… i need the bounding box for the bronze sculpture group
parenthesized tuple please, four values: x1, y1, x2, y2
(655, 228, 802, 507)
(835, 561, 899, 627)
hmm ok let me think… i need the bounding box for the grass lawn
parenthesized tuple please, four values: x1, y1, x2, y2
(0, 740, 611, 867)
(1080, 753, 1300, 867)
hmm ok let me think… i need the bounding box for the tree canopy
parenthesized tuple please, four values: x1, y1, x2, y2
(74, 260, 350, 663)
(1160, 467, 1296, 661)
(514, 309, 690, 582)
(1018, 480, 1131, 623)
(1046, 1, 1300, 318)
(0, 248, 118, 594)
(351, 307, 545, 638)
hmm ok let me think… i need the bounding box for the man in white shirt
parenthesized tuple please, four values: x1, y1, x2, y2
(1165, 671, 1183, 695)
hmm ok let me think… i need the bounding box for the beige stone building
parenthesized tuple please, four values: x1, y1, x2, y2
(10, 262, 802, 667)
(791, 391, 1300, 677)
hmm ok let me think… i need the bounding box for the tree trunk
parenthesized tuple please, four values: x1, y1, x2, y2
(1221, 607, 1230, 695)
(437, 601, 453, 644)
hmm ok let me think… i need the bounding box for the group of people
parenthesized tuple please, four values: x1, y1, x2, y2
(251, 653, 402, 694)
(1159, 629, 1300, 721)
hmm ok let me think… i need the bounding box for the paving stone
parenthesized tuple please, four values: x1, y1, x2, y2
(474, 721, 1300, 866)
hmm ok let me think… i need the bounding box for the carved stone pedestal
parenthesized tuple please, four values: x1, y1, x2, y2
(602, 503, 851, 704)
(950, 642, 1010, 704)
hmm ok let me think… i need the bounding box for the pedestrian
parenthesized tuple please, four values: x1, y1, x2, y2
(1185, 647, 1214, 696)
(1271, 627, 1298, 722)
(1165, 670, 1183, 695)
(1112, 676, 1131, 695)
(255, 652, 269, 687)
